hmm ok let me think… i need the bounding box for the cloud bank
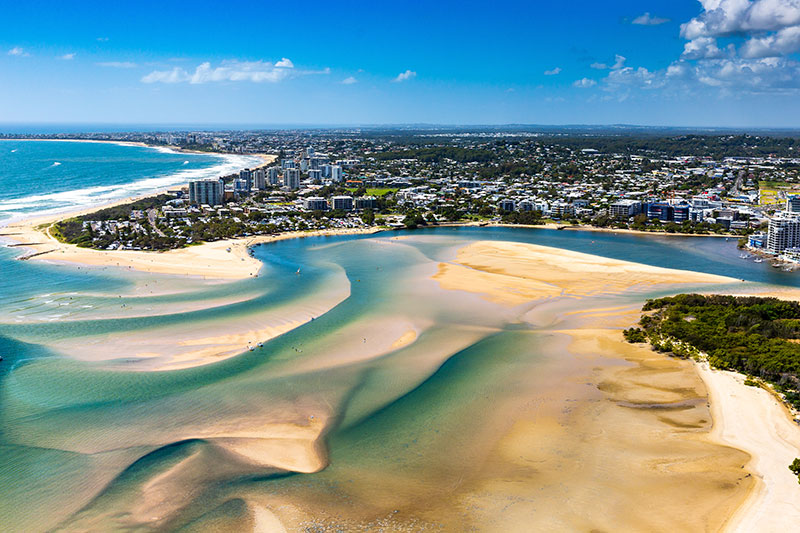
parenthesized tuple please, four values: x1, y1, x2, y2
(141, 58, 323, 84)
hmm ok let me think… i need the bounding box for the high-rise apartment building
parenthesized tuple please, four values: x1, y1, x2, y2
(189, 178, 224, 206)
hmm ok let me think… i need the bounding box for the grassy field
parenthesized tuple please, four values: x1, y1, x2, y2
(759, 180, 792, 189)
(346, 188, 398, 196)
(758, 180, 799, 206)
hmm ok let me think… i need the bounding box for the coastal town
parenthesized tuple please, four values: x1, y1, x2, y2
(28, 129, 800, 266)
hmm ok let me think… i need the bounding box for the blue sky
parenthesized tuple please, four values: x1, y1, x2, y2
(2, 0, 800, 128)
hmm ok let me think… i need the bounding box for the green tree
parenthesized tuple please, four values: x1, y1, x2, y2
(361, 208, 375, 225)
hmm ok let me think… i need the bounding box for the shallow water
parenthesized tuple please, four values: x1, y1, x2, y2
(0, 225, 794, 531)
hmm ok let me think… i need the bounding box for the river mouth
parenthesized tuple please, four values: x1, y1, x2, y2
(0, 229, 771, 531)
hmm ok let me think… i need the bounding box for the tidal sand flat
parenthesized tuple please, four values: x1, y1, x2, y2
(0, 232, 762, 532)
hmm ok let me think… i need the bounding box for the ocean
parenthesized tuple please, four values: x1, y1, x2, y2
(0, 142, 798, 530)
(0, 140, 261, 219)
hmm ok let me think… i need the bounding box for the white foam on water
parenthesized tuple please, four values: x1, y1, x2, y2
(0, 148, 263, 222)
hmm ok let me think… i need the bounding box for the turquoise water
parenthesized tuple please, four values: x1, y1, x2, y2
(1, 226, 796, 530)
(1, 144, 799, 530)
(0, 140, 260, 218)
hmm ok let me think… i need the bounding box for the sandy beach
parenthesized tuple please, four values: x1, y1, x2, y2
(696, 364, 800, 532)
(1, 219, 385, 279)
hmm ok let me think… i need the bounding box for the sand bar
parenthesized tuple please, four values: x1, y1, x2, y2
(434, 240, 799, 531)
(434, 240, 736, 305)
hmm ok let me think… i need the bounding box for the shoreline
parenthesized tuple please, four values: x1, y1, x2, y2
(487, 221, 740, 238)
(0, 214, 746, 282)
(695, 362, 800, 532)
(1, 140, 276, 279)
(0, 138, 272, 226)
(2, 216, 384, 279)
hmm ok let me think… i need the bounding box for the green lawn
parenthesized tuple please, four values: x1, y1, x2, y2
(758, 180, 792, 189)
(346, 187, 398, 196)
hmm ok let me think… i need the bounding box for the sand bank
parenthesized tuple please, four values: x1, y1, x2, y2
(432, 240, 798, 531)
(434, 240, 735, 305)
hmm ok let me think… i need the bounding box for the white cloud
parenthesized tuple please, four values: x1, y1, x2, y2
(60, 53, 76, 60)
(680, 0, 800, 58)
(341, 76, 358, 84)
(682, 37, 727, 59)
(8, 47, 28, 57)
(97, 61, 137, 68)
(141, 67, 190, 84)
(741, 24, 800, 57)
(605, 66, 664, 90)
(591, 0, 800, 98)
(543, 67, 561, 75)
(393, 69, 416, 82)
(632, 12, 670, 25)
(141, 59, 303, 84)
(682, 0, 800, 39)
(590, 55, 626, 70)
(96, 37, 109, 42)
(573, 78, 597, 88)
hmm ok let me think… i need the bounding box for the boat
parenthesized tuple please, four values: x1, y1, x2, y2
(296, 268, 301, 275)
(754, 258, 763, 263)
(247, 345, 255, 351)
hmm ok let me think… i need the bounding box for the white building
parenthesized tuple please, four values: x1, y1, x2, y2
(609, 199, 642, 220)
(330, 165, 343, 182)
(283, 168, 300, 190)
(767, 216, 800, 254)
(267, 166, 280, 186)
(253, 168, 266, 190)
(239, 168, 252, 191)
(189, 178, 224, 206)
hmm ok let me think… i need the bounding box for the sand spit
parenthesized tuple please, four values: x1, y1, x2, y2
(696, 364, 800, 532)
(3, 212, 385, 280)
(434, 240, 735, 305)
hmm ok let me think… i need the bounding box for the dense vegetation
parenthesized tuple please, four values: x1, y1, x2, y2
(544, 134, 800, 159)
(374, 146, 495, 163)
(78, 195, 173, 221)
(624, 294, 800, 408)
(790, 459, 800, 484)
